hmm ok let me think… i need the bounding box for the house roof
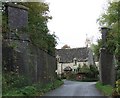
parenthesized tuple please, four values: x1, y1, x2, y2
(56, 47, 88, 63)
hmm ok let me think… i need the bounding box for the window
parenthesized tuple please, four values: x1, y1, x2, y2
(74, 69, 76, 72)
(56, 55, 60, 62)
(73, 58, 77, 65)
(75, 60, 77, 65)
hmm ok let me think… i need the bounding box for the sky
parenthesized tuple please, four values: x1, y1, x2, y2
(45, 0, 109, 49)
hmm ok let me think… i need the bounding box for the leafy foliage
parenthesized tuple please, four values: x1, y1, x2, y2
(80, 64, 90, 73)
(112, 79, 120, 96)
(67, 64, 99, 81)
(3, 73, 63, 96)
(97, 1, 120, 80)
(20, 2, 57, 54)
(97, 1, 120, 56)
(91, 40, 102, 60)
(89, 65, 99, 77)
(2, 2, 57, 54)
(2, 2, 59, 96)
(2, 73, 31, 94)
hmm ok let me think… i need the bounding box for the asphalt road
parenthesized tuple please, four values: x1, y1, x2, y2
(44, 80, 104, 96)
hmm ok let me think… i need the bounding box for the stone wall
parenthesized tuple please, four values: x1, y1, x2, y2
(99, 27, 115, 87)
(99, 49, 115, 86)
(2, 3, 57, 84)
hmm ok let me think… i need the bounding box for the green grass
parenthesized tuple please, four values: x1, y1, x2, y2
(2, 74, 64, 96)
(96, 82, 113, 96)
(3, 79, 64, 96)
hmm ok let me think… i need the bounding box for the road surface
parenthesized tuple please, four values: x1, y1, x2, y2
(44, 80, 104, 96)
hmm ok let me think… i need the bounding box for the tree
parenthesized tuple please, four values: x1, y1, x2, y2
(2, 2, 57, 54)
(20, 2, 57, 54)
(97, 1, 120, 79)
(91, 40, 102, 60)
(89, 65, 99, 78)
(61, 44, 70, 49)
(97, 1, 120, 57)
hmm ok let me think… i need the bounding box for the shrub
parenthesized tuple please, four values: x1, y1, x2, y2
(53, 79, 64, 88)
(80, 64, 90, 73)
(3, 78, 63, 96)
(65, 72, 76, 80)
(116, 69, 120, 80)
(20, 86, 37, 96)
(2, 73, 32, 94)
(113, 79, 120, 96)
(61, 73, 66, 79)
(81, 78, 98, 82)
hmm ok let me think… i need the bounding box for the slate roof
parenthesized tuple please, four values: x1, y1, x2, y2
(56, 47, 88, 63)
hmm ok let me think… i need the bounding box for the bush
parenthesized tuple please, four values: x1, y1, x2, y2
(66, 65, 99, 82)
(79, 65, 99, 79)
(117, 69, 120, 80)
(113, 79, 120, 96)
(61, 73, 66, 79)
(53, 79, 64, 88)
(66, 73, 76, 80)
(80, 64, 90, 73)
(3, 78, 63, 96)
(81, 78, 98, 82)
(2, 73, 31, 94)
(20, 86, 37, 96)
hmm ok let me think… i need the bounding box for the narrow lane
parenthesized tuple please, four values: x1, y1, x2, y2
(44, 80, 104, 96)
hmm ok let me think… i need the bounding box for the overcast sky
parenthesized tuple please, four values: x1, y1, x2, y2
(45, 0, 109, 49)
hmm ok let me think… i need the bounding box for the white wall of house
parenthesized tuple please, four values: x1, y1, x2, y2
(95, 61, 99, 70)
(56, 48, 95, 75)
(56, 61, 89, 75)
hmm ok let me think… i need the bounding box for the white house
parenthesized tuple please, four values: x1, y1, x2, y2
(55, 47, 95, 76)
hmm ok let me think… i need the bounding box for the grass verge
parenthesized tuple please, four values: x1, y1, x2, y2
(3, 79, 64, 96)
(95, 82, 113, 96)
